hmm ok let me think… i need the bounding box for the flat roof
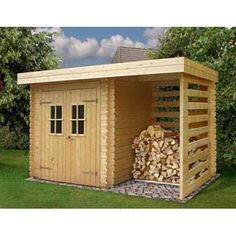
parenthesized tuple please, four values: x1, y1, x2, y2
(17, 57, 218, 85)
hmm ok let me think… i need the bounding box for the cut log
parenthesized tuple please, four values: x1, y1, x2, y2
(132, 125, 180, 184)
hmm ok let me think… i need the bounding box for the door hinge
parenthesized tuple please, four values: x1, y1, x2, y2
(82, 98, 98, 103)
(82, 171, 98, 176)
(40, 166, 52, 170)
(40, 101, 52, 105)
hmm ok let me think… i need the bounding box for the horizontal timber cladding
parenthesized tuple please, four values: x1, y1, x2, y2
(113, 78, 152, 185)
(152, 79, 180, 132)
(180, 73, 216, 199)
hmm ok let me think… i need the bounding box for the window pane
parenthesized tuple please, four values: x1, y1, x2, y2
(72, 121, 77, 134)
(56, 106, 62, 119)
(78, 105, 84, 119)
(72, 105, 77, 119)
(56, 120, 62, 134)
(50, 121, 55, 134)
(50, 106, 55, 119)
(78, 120, 84, 134)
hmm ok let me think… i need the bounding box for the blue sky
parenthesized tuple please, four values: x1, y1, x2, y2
(41, 27, 165, 68)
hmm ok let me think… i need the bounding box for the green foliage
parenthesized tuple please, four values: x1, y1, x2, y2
(0, 126, 28, 149)
(149, 27, 236, 168)
(0, 27, 59, 149)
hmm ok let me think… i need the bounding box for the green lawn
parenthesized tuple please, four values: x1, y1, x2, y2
(0, 149, 235, 208)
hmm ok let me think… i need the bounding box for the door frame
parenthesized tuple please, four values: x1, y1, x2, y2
(39, 81, 101, 186)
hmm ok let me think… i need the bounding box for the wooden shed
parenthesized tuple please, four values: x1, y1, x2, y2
(17, 57, 218, 199)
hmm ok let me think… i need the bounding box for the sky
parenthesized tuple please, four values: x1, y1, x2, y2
(39, 27, 166, 68)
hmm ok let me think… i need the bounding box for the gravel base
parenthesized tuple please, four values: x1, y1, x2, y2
(26, 173, 220, 203)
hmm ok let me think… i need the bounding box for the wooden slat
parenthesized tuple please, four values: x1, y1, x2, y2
(185, 160, 210, 180)
(187, 89, 208, 97)
(188, 137, 209, 151)
(157, 121, 180, 128)
(188, 102, 208, 110)
(182, 171, 211, 197)
(153, 90, 180, 97)
(188, 149, 210, 164)
(188, 114, 208, 123)
(153, 111, 179, 118)
(155, 101, 179, 107)
(188, 126, 208, 138)
(152, 80, 180, 86)
(185, 74, 210, 87)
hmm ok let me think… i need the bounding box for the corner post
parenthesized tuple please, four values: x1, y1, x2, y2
(209, 82, 217, 176)
(179, 73, 188, 200)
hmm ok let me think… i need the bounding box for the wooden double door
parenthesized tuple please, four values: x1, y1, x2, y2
(40, 87, 99, 186)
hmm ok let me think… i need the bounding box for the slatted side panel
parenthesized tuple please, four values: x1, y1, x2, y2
(114, 78, 152, 185)
(152, 80, 180, 131)
(180, 74, 216, 199)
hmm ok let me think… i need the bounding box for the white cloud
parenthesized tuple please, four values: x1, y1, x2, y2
(53, 35, 99, 60)
(37, 28, 146, 62)
(97, 34, 145, 59)
(144, 27, 166, 47)
(36, 27, 166, 65)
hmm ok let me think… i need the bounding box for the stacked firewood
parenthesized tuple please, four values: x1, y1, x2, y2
(132, 125, 180, 184)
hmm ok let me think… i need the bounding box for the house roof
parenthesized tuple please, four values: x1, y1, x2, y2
(112, 47, 149, 63)
(17, 57, 218, 85)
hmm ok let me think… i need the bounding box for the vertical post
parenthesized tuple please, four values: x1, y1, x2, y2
(209, 82, 217, 176)
(179, 73, 188, 200)
(107, 79, 115, 187)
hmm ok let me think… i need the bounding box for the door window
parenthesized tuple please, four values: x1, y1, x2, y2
(50, 105, 63, 134)
(71, 104, 86, 135)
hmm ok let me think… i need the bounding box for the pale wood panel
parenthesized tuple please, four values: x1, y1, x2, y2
(152, 90, 180, 97)
(107, 79, 115, 187)
(182, 170, 211, 197)
(188, 137, 209, 151)
(188, 114, 208, 123)
(187, 89, 208, 97)
(18, 57, 218, 85)
(181, 74, 217, 199)
(179, 73, 189, 200)
(18, 58, 185, 84)
(184, 74, 210, 87)
(100, 80, 109, 187)
(184, 160, 210, 180)
(153, 112, 179, 118)
(188, 149, 210, 164)
(152, 80, 180, 87)
(154, 101, 179, 108)
(30, 86, 42, 178)
(187, 126, 209, 138)
(39, 84, 99, 186)
(156, 121, 179, 128)
(209, 82, 217, 176)
(113, 79, 152, 184)
(188, 102, 209, 110)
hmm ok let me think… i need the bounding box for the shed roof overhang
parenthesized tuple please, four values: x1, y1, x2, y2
(17, 57, 218, 85)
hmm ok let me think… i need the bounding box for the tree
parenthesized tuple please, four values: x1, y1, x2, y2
(0, 27, 59, 149)
(149, 27, 236, 168)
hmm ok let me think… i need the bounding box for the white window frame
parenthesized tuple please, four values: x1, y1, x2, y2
(70, 103, 86, 137)
(49, 104, 63, 136)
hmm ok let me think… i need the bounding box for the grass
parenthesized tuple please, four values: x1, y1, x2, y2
(0, 149, 235, 208)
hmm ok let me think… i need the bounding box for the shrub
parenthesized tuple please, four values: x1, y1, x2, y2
(0, 126, 29, 150)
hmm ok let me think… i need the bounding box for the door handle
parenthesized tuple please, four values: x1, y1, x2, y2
(66, 135, 71, 139)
